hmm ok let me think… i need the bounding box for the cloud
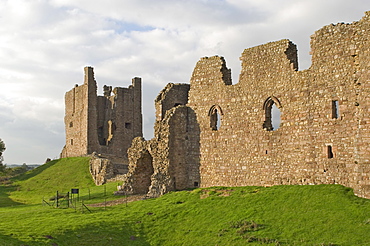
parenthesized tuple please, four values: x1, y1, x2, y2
(0, 96, 64, 164)
(51, 0, 265, 29)
(1, 0, 370, 163)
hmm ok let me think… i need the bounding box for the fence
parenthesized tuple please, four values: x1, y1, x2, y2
(42, 184, 115, 212)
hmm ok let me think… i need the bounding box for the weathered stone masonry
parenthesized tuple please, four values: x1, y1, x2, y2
(120, 12, 370, 199)
(186, 12, 370, 199)
(61, 67, 142, 184)
(121, 83, 200, 197)
(63, 12, 370, 198)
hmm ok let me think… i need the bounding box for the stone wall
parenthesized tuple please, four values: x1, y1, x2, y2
(155, 83, 190, 122)
(89, 153, 114, 186)
(187, 12, 370, 198)
(120, 84, 200, 197)
(90, 152, 129, 185)
(66, 12, 370, 198)
(61, 67, 95, 158)
(61, 67, 142, 171)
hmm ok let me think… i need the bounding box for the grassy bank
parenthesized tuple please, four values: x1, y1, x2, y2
(0, 158, 369, 245)
(3, 157, 119, 206)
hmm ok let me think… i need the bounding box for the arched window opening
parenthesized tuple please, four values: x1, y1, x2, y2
(263, 96, 281, 131)
(217, 112, 221, 129)
(271, 104, 281, 130)
(210, 109, 220, 130)
(209, 105, 223, 131)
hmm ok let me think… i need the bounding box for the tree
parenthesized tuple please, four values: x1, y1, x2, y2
(0, 139, 5, 172)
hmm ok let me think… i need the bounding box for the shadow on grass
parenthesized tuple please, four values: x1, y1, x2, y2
(45, 222, 151, 246)
(0, 185, 22, 207)
(0, 233, 27, 246)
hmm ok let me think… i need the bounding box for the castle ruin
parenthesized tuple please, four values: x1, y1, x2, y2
(61, 67, 142, 184)
(63, 12, 370, 199)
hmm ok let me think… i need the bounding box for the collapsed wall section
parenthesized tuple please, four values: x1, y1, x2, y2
(119, 84, 200, 197)
(155, 83, 190, 122)
(120, 137, 154, 194)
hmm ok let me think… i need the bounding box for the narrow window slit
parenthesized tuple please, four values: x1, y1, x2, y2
(332, 100, 339, 119)
(327, 145, 334, 159)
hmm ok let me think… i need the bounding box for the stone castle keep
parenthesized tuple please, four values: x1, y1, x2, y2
(62, 12, 370, 198)
(61, 67, 142, 183)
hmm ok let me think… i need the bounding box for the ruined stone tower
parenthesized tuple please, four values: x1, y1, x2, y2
(60, 67, 142, 163)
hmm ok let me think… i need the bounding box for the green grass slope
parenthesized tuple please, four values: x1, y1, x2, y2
(0, 158, 369, 245)
(1, 157, 123, 208)
(7, 157, 95, 204)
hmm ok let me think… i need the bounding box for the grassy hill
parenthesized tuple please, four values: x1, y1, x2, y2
(3, 157, 119, 206)
(0, 157, 369, 245)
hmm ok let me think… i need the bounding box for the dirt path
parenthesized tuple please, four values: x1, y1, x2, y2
(88, 194, 146, 207)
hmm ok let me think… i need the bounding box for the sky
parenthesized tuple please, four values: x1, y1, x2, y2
(0, 0, 370, 164)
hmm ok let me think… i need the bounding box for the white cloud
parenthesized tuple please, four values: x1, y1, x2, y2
(1, 0, 370, 163)
(51, 0, 264, 29)
(0, 96, 64, 164)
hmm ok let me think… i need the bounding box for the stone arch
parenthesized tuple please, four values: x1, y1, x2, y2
(263, 96, 281, 131)
(208, 105, 223, 130)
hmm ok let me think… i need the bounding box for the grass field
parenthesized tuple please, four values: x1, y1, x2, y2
(0, 157, 369, 245)
(3, 157, 119, 206)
